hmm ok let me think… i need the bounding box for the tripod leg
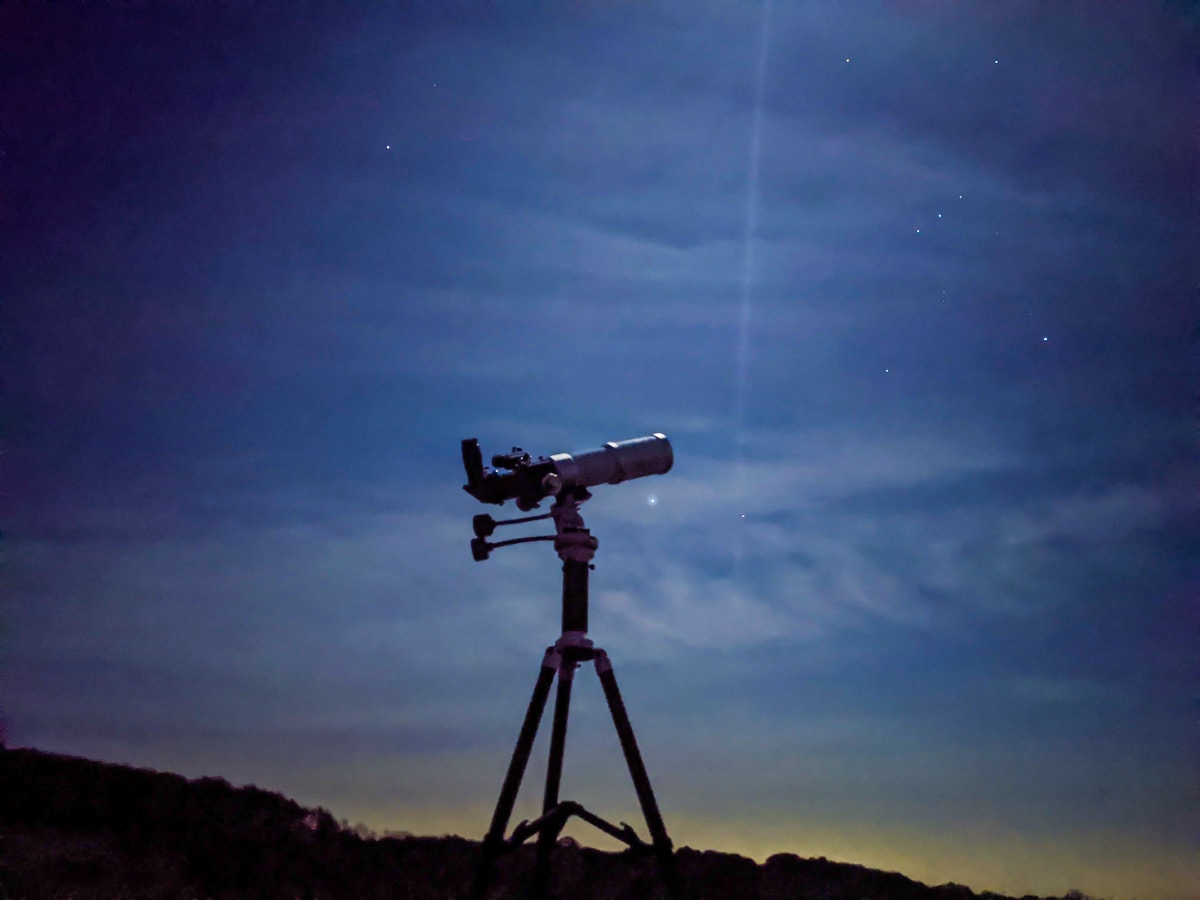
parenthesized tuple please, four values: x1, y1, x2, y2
(531, 655, 577, 900)
(469, 647, 559, 900)
(595, 649, 682, 898)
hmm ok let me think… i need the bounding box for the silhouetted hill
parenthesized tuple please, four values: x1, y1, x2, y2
(0, 747, 1089, 899)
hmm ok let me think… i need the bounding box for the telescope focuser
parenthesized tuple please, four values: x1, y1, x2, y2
(462, 438, 558, 511)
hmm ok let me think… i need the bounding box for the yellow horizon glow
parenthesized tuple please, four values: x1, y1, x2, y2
(343, 802, 1199, 900)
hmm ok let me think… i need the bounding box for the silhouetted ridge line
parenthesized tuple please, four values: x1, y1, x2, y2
(0, 748, 1092, 899)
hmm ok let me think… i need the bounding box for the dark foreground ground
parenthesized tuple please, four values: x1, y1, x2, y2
(0, 747, 1089, 900)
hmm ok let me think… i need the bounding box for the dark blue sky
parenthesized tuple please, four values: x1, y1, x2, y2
(2, 3, 1197, 897)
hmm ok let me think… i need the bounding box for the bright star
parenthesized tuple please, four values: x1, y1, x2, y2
(647, 494, 658, 506)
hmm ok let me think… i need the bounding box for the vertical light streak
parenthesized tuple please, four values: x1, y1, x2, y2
(734, 0, 773, 568)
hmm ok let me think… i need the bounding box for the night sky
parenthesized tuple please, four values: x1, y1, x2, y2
(2, 3, 1197, 898)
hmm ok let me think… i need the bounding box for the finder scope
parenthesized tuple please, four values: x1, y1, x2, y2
(462, 434, 673, 510)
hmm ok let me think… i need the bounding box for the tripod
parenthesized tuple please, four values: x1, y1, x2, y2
(467, 490, 681, 900)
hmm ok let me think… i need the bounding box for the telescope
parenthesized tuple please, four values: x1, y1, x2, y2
(459, 431, 683, 899)
(461, 433, 673, 511)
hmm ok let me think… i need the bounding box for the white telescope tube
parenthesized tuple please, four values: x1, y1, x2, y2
(550, 434, 673, 490)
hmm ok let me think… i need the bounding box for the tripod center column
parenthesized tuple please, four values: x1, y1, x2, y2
(555, 529, 597, 639)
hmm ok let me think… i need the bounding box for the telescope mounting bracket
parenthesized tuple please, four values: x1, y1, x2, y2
(469, 487, 596, 564)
